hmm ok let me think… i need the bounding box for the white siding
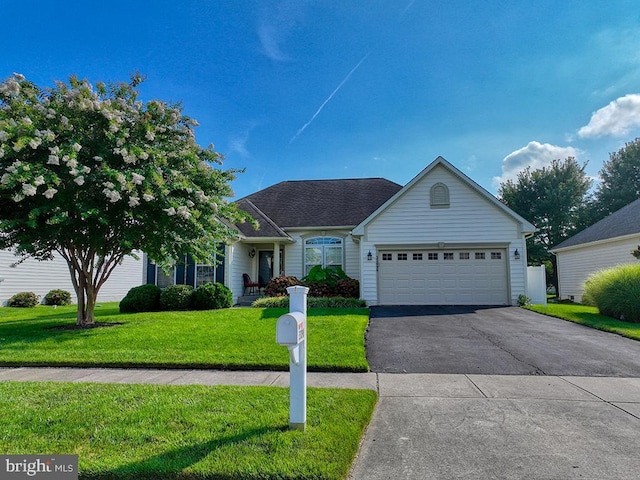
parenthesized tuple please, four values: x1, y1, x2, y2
(556, 236, 640, 302)
(279, 230, 361, 280)
(0, 249, 143, 305)
(230, 230, 363, 302)
(227, 242, 254, 303)
(360, 165, 528, 305)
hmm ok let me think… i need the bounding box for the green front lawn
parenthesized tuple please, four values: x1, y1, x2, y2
(525, 303, 640, 341)
(0, 381, 377, 479)
(0, 304, 369, 372)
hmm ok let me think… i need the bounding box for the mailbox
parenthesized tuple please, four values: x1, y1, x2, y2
(276, 311, 305, 346)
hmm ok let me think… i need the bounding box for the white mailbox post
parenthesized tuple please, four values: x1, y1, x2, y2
(276, 285, 309, 431)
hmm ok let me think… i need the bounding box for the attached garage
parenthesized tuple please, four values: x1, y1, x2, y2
(351, 158, 536, 306)
(378, 248, 509, 305)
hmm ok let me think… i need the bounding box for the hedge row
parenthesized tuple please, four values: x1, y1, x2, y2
(119, 283, 232, 313)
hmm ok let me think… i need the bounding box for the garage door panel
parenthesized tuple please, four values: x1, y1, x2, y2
(379, 249, 508, 305)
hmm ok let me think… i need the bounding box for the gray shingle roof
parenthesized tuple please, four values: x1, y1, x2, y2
(236, 178, 403, 236)
(235, 199, 291, 239)
(553, 198, 640, 250)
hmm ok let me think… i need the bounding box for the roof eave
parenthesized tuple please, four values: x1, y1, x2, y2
(551, 232, 640, 253)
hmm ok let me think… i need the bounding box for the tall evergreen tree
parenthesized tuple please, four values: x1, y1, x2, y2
(593, 138, 640, 219)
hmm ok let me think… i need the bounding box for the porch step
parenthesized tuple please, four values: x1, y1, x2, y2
(236, 295, 263, 307)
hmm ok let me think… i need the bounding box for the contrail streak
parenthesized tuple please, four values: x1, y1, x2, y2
(289, 51, 371, 144)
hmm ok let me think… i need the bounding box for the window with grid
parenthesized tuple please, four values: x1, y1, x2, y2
(444, 253, 454, 260)
(491, 252, 502, 260)
(428, 253, 438, 260)
(398, 253, 408, 260)
(304, 237, 343, 274)
(475, 252, 485, 260)
(413, 253, 423, 260)
(382, 253, 392, 261)
(459, 252, 470, 260)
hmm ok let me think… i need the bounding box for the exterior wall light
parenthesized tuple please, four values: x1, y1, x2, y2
(367, 250, 373, 261)
(514, 249, 521, 260)
(249, 248, 256, 258)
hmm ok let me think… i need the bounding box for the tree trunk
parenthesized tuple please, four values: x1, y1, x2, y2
(61, 248, 123, 327)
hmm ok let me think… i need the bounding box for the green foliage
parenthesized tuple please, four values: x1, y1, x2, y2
(583, 264, 640, 323)
(159, 284, 194, 311)
(191, 282, 232, 310)
(252, 296, 367, 308)
(335, 278, 360, 298)
(593, 138, 640, 220)
(498, 157, 592, 292)
(517, 294, 531, 306)
(263, 275, 302, 297)
(0, 73, 249, 325)
(300, 266, 360, 298)
(302, 265, 347, 285)
(7, 291, 39, 307)
(43, 289, 72, 306)
(119, 284, 161, 313)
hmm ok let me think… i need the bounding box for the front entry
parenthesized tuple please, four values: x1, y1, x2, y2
(258, 249, 284, 287)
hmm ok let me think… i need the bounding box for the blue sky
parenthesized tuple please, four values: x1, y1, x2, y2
(3, 1, 640, 199)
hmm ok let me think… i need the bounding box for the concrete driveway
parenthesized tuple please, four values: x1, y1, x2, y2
(367, 305, 640, 376)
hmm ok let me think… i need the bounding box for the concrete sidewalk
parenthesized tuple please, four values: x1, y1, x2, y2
(2, 367, 640, 479)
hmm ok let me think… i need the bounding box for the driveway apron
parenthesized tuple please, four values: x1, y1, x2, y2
(366, 305, 640, 376)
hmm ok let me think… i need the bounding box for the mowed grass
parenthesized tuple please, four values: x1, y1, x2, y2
(0, 381, 377, 480)
(526, 303, 640, 341)
(0, 304, 369, 371)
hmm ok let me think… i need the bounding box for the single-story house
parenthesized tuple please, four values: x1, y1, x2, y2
(202, 156, 535, 305)
(551, 197, 640, 302)
(0, 249, 143, 306)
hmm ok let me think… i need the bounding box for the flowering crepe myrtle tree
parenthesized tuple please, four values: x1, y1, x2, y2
(0, 73, 250, 326)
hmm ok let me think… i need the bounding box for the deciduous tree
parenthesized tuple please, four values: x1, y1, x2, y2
(0, 73, 248, 326)
(498, 157, 591, 292)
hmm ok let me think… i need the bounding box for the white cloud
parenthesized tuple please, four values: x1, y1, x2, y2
(258, 24, 290, 62)
(578, 94, 640, 138)
(492, 141, 580, 189)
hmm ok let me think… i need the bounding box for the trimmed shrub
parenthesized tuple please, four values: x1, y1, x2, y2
(307, 282, 335, 297)
(264, 276, 302, 297)
(119, 284, 161, 313)
(583, 264, 640, 322)
(192, 282, 233, 310)
(8, 292, 40, 307)
(252, 296, 367, 308)
(308, 296, 367, 308)
(160, 284, 194, 311)
(44, 289, 72, 306)
(336, 278, 360, 298)
(253, 296, 289, 308)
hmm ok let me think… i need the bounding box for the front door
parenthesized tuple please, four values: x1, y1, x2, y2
(258, 250, 284, 286)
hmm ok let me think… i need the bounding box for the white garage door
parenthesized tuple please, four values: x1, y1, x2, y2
(378, 249, 508, 305)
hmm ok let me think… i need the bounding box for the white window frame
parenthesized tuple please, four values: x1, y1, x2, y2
(304, 236, 344, 274)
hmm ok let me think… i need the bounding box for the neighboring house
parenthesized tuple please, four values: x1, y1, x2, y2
(551, 198, 640, 302)
(221, 156, 535, 306)
(0, 249, 144, 306)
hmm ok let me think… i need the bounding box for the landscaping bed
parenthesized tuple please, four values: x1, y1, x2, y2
(0, 381, 377, 479)
(0, 303, 370, 372)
